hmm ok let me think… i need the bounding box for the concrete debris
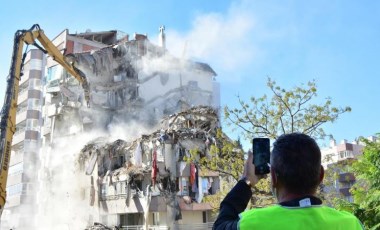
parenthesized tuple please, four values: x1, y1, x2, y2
(85, 222, 118, 230)
(69, 37, 164, 111)
(111, 164, 148, 183)
(161, 105, 218, 131)
(78, 106, 219, 180)
(78, 106, 221, 227)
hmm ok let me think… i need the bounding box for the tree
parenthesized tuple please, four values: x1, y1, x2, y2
(336, 135, 380, 229)
(224, 78, 351, 140)
(221, 78, 350, 207)
(185, 129, 274, 208)
(186, 129, 245, 181)
(188, 78, 351, 211)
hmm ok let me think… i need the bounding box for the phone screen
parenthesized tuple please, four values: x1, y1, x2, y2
(252, 138, 270, 175)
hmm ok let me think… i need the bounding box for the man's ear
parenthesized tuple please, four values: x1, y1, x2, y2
(319, 165, 325, 183)
(271, 168, 278, 186)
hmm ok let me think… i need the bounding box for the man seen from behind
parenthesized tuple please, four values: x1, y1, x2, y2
(213, 133, 363, 230)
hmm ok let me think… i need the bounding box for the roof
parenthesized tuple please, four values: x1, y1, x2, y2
(70, 30, 119, 45)
(71, 30, 117, 37)
(187, 61, 217, 76)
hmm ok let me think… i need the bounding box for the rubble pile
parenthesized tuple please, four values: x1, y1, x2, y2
(78, 106, 221, 229)
(78, 106, 219, 184)
(85, 222, 118, 230)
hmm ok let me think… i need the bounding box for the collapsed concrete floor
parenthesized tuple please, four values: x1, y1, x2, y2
(76, 106, 221, 229)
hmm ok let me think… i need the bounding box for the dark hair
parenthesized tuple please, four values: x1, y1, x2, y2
(271, 133, 321, 194)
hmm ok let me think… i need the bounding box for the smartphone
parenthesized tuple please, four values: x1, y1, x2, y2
(252, 138, 270, 175)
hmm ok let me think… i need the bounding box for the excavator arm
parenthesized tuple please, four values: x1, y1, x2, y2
(23, 24, 91, 104)
(0, 24, 90, 217)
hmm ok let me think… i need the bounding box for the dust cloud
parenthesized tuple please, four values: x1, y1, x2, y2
(32, 123, 153, 230)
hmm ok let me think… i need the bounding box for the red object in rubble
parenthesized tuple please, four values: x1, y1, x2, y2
(152, 149, 158, 186)
(190, 163, 196, 186)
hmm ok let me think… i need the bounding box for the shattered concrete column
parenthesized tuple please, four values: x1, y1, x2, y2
(166, 194, 181, 230)
(164, 143, 176, 180)
(144, 185, 151, 230)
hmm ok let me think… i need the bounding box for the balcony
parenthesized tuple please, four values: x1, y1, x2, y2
(12, 130, 25, 145)
(19, 70, 30, 85)
(119, 226, 169, 230)
(7, 173, 23, 187)
(10, 151, 23, 165)
(16, 109, 27, 124)
(338, 172, 355, 182)
(46, 104, 62, 117)
(175, 223, 213, 230)
(17, 89, 28, 104)
(4, 194, 21, 208)
(42, 125, 51, 135)
(117, 223, 213, 230)
(339, 187, 351, 196)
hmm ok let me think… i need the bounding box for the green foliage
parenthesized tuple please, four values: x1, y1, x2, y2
(339, 135, 380, 229)
(185, 129, 245, 181)
(203, 180, 236, 219)
(224, 78, 351, 140)
(221, 78, 351, 208)
(251, 177, 276, 207)
(184, 131, 246, 214)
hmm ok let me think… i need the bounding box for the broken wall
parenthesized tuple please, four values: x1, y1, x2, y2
(77, 106, 220, 227)
(67, 36, 218, 131)
(139, 57, 216, 115)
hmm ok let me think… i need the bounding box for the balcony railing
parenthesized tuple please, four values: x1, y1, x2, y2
(118, 223, 213, 230)
(339, 187, 351, 196)
(338, 172, 355, 182)
(174, 222, 214, 230)
(17, 106, 28, 113)
(16, 110, 27, 125)
(17, 89, 28, 104)
(100, 190, 143, 201)
(119, 226, 169, 230)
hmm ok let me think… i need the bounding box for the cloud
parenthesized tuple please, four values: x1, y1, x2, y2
(165, 1, 257, 82)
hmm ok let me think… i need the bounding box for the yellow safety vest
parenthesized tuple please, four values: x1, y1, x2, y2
(239, 205, 363, 230)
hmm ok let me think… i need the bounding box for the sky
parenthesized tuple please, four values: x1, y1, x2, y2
(1, 0, 379, 149)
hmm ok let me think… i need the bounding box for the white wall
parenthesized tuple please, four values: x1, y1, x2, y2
(180, 211, 203, 224)
(139, 69, 214, 111)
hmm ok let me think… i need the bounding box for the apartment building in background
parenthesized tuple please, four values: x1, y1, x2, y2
(321, 136, 377, 202)
(3, 26, 220, 229)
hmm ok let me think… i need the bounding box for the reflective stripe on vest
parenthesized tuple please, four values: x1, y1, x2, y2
(239, 205, 363, 230)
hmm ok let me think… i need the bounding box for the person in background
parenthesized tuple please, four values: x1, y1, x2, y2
(213, 133, 363, 230)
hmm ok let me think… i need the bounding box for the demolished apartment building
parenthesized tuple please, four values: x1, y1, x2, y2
(3, 25, 220, 230)
(3, 26, 220, 230)
(79, 106, 220, 229)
